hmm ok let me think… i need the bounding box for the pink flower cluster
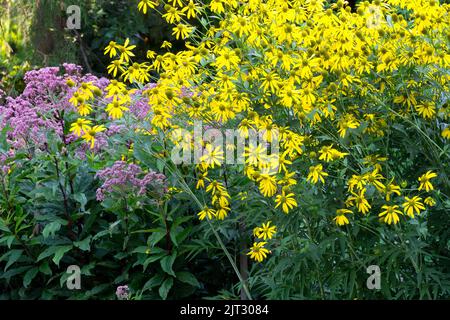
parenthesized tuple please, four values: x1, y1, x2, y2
(95, 161, 166, 201)
(115, 285, 130, 300)
(0, 64, 108, 151)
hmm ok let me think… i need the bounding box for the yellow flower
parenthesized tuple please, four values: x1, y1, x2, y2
(347, 189, 371, 214)
(442, 127, 450, 139)
(172, 24, 193, 40)
(347, 174, 367, 192)
(364, 169, 385, 192)
(107, 60, 125, 78)
(106, 97, 129, 119)
(379, 205, 403, 225)
(333, 209, 352, 226)
(307, 164, 328, 184)
(337, 114, 360, 138)
(162, 5, 185, 24)
(161, 41, 173, 49)
(244, 143, 268, 167)
(70, 118, 92, 137)
(402, 196, 425, 218)
(206, 180, 225, 195)
(104, 41, 118, 58)
(181, 0, 201, 19)
(77, 103, 93, 116)
(213, 47, 240, 71)
(138, 0, 158, 14)
(215, 207, 230, 220)
(254, 221, 277, 240)
(274, 190, 297, 214)
(318, 145, 348, 162)
(247, 242, 270, 262)
(197, 206, 216, 220)
(210, 0, 225, 14)
(147, 50, 156, 59)
(415, 102, 436, 119)
(418, 171, 437, 192)
(196, 171, 209, 189)
(424, 197, 436, 207)
(383, 180, 401, 201)
(118, 38, 136, 63)
(200, 145, 224, 168)
(82, 125, 106, 149)
(258, 173, 277, 197)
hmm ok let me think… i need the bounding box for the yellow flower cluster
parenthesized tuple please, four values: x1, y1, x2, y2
(70, 0, 449, 261)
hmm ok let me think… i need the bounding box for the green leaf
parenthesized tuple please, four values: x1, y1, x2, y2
(74, 193, 88, 211)
(39, 261, 52, 275)
(0, 266, 31, 280)
(3, 249, 23, 271)
(158, 277, 173, 300)
(0, 218, 10, 232)
(37, 245, 72, 266)
(176, 271, 200, 287)
(23, 267, 39, 288)
(52, 245, 73, 266)
(42, 221, 61, 238)
(143, 273, 164, 292)
(74, 236, 92, 251)
(160, 253, 176, 277)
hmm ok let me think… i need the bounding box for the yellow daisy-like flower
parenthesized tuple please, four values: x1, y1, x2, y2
(82, 125, 106, 149)
(118, 38, 136, 63)
(247, 242, 270, 262)
(307, 164, 328, 184)
(197, 206, 216, 220)
(402, 196, 425, 218)
(379, 205, 403, 225)
(254, 221, 277, 240)
(418, 171, 437, 192)
(424, 197, 436, 207)
(77, 103, 93, 116)
(105, 98, 129, 120)
(161, 41, 173, 49)
(172, 24, 193, 40)
(415, 102, 436, 119)
(347, 189, 371, 214)
(258, 173, 277, 197)
(200, 145, 224, 168)
(333, 209, 352, 226)
(274, 190, 297, 214)
(138, 0, 158, 14)
(104, 41, 118, 58)
(70, 118, 92, 137)
(442, 127, 450, 139)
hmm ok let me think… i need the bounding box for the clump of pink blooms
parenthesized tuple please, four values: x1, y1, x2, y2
(95, 161, 167, 201)
(115, 285, 130, 300)
(0, 64, 109, 151)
